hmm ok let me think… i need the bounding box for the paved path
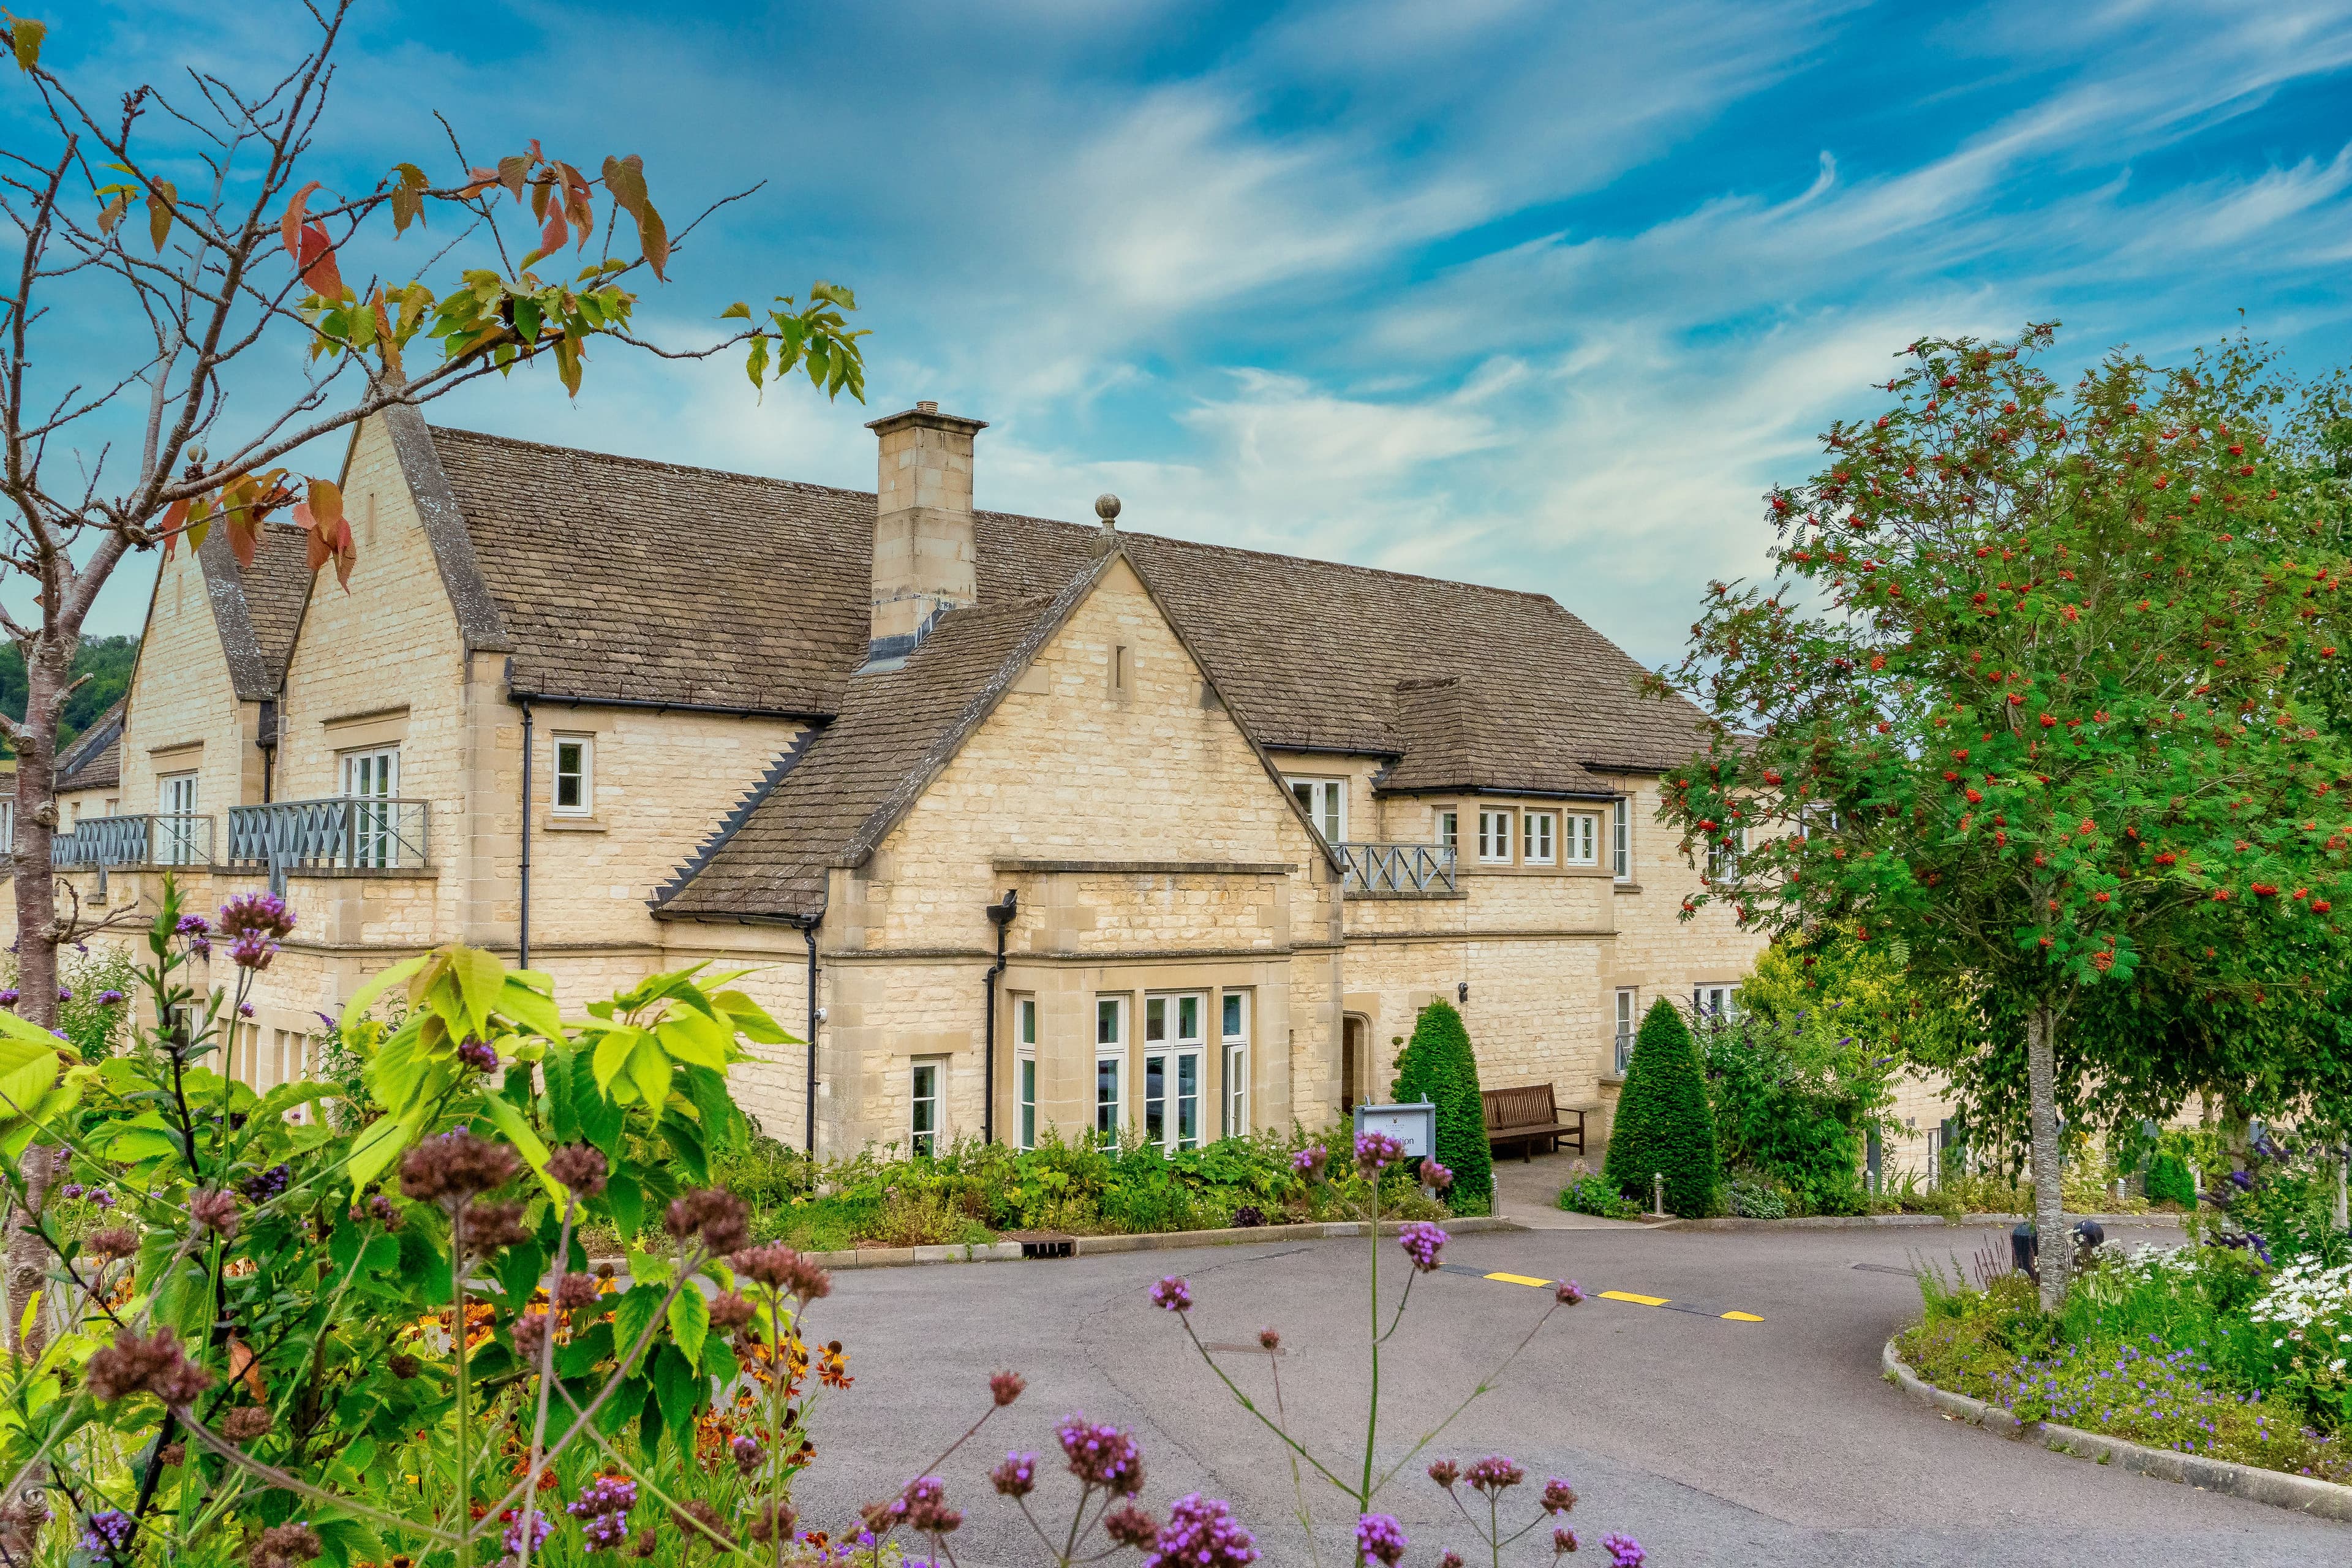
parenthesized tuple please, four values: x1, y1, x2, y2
(1489, 1144, 1651, 1230)
(783, 1221, 2342, 1566)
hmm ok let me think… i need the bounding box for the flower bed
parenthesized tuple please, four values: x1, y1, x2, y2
(1896, 1243, 2352, 1484)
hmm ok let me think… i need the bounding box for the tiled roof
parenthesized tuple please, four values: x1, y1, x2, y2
(198, 520, 316, 698)
(55, 698, 123, 793)
(655, 568, 1106, 920)
(417, 425, 1708, 782)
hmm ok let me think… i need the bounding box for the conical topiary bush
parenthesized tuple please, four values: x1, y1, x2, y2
(1390, 999, 1492, 1207)
(1602, 998, 1720, 1216)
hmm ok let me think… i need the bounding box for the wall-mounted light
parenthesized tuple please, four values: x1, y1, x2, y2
(1457, 981, 1469, 1005)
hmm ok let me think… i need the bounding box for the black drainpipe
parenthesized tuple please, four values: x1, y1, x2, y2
(258, 696, 278, 802)
(799, 917, 820, 1155)
(982, 891, 1018, 1146)
(518, 696, 534, 970)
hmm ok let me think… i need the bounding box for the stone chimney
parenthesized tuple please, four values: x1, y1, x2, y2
(864, 400, 988, 666)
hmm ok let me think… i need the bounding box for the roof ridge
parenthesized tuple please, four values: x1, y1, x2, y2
(429, 424, 882, 505)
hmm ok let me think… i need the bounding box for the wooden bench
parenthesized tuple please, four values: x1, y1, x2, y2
(1482, 1083, 1588, 1161)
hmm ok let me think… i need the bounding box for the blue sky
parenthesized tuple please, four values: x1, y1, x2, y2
(24, 0, 2352, 665)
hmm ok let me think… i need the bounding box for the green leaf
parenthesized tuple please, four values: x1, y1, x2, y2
(345, 1114, 414, 1191)
(719, 301, 751, 320)
(666, 1284, 709, 1371)
(590, 1025, 638, 1098)
(343, 955, 426, 1025)
(627, 1035, 672, 1113)
(474, 1091, 556, 1196)
(650, 1341, 701, 1450)
(655, 1010, 729, 1071)
(498, 974, 564, 1041)
(610, 1284, 665, 1372)
(450, 946, 507, 1040)
(6, 13, 43, 74)
(601, 1170, 642, 1237)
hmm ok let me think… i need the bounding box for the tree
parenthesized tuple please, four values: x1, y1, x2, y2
(0, 2, 867, 1353)
(1389, 999, 1491, 1207)
(0, 632, 135, 752)
(1656, 324, 2352, 1305)
(1602, 999, 1719, 1216)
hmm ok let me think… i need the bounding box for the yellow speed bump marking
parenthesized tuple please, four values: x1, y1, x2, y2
(1721, 1311, 1764, 1322)
(1598, 1290, 1670, 1306)
(1484, 1272, 1551, 1287)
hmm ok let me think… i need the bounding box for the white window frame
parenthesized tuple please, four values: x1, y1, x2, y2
(1692, 984, 1742, 1025)
(157, 772, 200, 865)
(1707, 822, 1747, 884)
(1221, 991, 1250, 1137)
(552, 733, 594, 816)
(1433, 808, 1458, 854)
(910, 1057, 943, 1157)
(1286, 777, 1346, 843)
(1142, 993, 1205, 1153)
(1094, 995, 1127, 1147)
(1615, 988, 1637, 1075)
(1613, 797, 1632, 881)
(1523, 811, 1556, 865)
(1564, 812, 1598, 866)
(339, 746, 400, 869)
(1477, 808, 1513, 864)
(1015, 995, 1039, 1152)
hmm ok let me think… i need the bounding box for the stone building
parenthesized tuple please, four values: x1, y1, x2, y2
(31, 402, 1774, 1160)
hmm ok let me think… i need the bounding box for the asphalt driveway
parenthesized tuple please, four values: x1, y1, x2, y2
(779, 1221, 2343, 1566)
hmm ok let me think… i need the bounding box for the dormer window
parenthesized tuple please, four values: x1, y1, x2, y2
(1286, 777, 1345, 842)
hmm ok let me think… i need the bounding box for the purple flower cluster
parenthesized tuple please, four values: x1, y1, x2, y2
(219, 891, 296, 940)
(1291, 1145, 1329, 1181)
(458, 1038, 499, 1073)
(96, 989, 126, 1006)
(1148, 1275, 1193, 1313)
(80, 1508, 135, 1556)
(568, 1477, 635, 1551)
(1057, 1412, 1145, 1494)
(500, 1507, 552, 1558)
(1355, 1131, 1404, 1175)
(241, 1163, 292, 1202)
(176, 913, 212, 959)
(0, 989, 18, 1008)
(1464, 1454, 1525, 1493)
(1144, 1494, 1257, 1568)
(1354, 1513, 1408, 1566)
(1398, 1221, 1447, 1273)
(990, 1452, 1038, 1498)
(1600, 1531, 1645, 1567)
(1420, 1157, 1455, 1191)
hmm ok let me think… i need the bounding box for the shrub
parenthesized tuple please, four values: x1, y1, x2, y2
(1604, 999, 1720, 1215)
(1699, 998, 1891, 1215)
(1558, 1172, 1642, 1220)
(2145, 1150, 2196, 1207)
(1726, 1173, 1788, 1219)
(1389, 999, 1493, 1206)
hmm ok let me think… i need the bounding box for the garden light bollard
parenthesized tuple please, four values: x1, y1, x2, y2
(1652, 1172, 1665, 1218)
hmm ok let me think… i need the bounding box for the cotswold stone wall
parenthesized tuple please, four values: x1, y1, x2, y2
(119, 545, 248, 829)
(812, 556, 1343, 1157)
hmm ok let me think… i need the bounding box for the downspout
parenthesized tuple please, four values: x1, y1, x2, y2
(982, 891, 1018, 1146)
(800, 917, 820, 1156)
(258, 696, 278, 803)
(518, 696, 533, 970)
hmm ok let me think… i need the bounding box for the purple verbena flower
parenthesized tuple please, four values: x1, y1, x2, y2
(990, 1452, 1038, 1498)
(500, 1507, 552, 1558)
(228, 931, 279, 971)
(1600, 1531, 1645, 1567)
(1057, 1413, 1145, 1494)
(1420, 1157, 1455, 1191)
(219, 891, 297, 940)
(1292, 1145, 1329, 1181)
(1355, 1131, 1404, 1175)
(1354, 1513, 1408, 1567)
(1145, 1494, 1257, 1568)
(1464, 1455, 1525, 1493)
(96, 989, 126, 1006)
(1148, 1275, 1192, 1313)
(567, 1477, 638, 1520)
(80, 1509, 135, 1556)
(458, 1038, 499, 1073)
(1398, 1221, 1447, 1273)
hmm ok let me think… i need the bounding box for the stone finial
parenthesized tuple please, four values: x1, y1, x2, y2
(917, 400, 938, 414)
(1095, 493, 1121, 530)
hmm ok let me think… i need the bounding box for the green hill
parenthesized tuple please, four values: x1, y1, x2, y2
(0, 634, 138, 754)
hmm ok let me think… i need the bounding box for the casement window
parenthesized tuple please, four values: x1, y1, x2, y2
(1016, 996, 1039, 1151)
(1, 799, 15, 846)
(1433, 809, 1458, 854)
(1615, 989, 1637, 1075)
(910, 1057, 943, 1157)
(157, 772, 200, 865)
(1612, 797, 1632, 881)
(1564, 813, 1599, 866)
(340, 746, 399, 869)
(1287, 777, 1346, 843)
(1477, 809, 1513, 863)
(1095, 996, 1127, 1146)
(1142, 993, 1205, 1153)
(1523, 812, 1556, 865)
(1221, 992, 1250, 1137)
(552, 734, 594, 816)
(1707, 822, 1747, 884)
(1692, 984, 1741, 1024)
(230, 1021, 261, 1088)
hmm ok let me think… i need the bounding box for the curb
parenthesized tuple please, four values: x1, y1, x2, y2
(787, 1214, 1528, 1272)
(1880, 1338, 2352, 1523)
(1649, 1211, 2187, 1232)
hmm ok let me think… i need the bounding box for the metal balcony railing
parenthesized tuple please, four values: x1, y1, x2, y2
(228, 796, 430, 894)
(51, 813, 214, 870)
(1338, 842, 1459, 895)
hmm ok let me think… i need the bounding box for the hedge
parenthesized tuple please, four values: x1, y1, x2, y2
(1390, 999, 1493, 1206)
(2145, 1150, 2196, 1207)
(1603, 998, 1720, 1216)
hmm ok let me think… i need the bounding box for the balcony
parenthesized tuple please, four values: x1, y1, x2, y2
(1337, 842, 1458, 897)
(52, 813, 214, 870)
(228, 797, 431, 893)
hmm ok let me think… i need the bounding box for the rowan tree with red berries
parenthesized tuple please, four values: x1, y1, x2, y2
(1655, 323, 2352, 1306)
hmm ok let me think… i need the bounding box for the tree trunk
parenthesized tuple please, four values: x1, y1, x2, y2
(3, 644, 68, 1356)
(2026, 1005, 2069, 1311)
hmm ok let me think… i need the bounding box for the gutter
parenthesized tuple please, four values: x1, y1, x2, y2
(518, 696, 533, 969)
(981, 891, 1018, 1146)
(505, 687, 832, 723)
